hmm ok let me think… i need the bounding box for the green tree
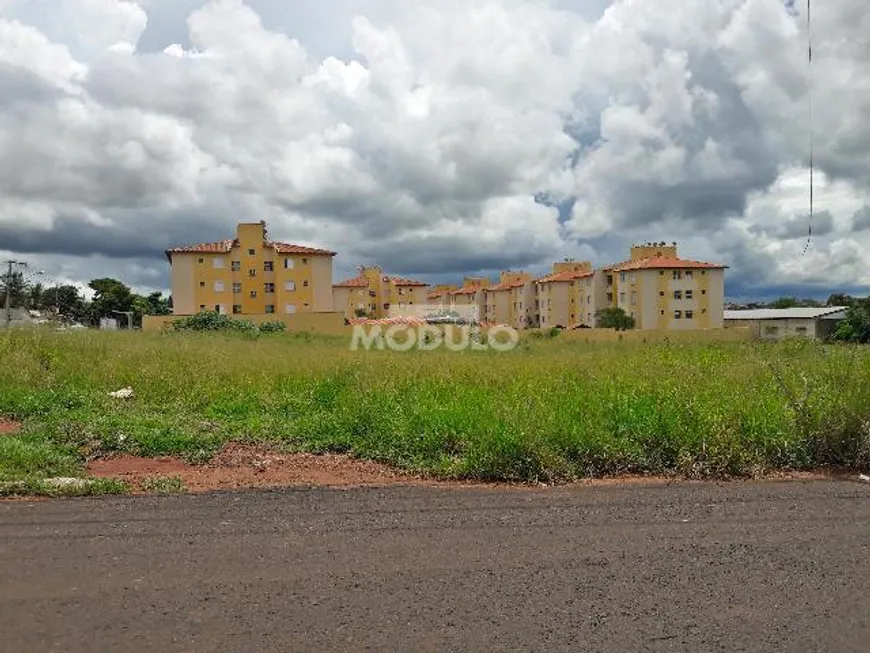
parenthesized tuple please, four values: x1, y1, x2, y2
(0, 271, 28, 309)
(595, 307, 635, 331)
(41, 285, 90, 323)
(832, 298, 870, 343)
(131, 291, 171, 327)
(88, 278, 135, 326)
(827, 293, 855, 307)
(771, 296, 798, 309)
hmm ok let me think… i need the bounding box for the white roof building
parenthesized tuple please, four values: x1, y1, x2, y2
(724, 306, 849, 340)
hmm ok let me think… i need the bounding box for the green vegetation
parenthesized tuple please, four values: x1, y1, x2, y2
(595, 307, 635, 330)
(141, 475, 186, 494)
(2, 329, 870, 494)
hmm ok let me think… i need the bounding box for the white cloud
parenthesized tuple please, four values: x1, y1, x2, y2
(1, 0, 869, 298)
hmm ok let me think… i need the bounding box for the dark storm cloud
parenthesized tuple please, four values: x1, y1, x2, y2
(851, 206, 870, 232)
(748, 210, 833, 240)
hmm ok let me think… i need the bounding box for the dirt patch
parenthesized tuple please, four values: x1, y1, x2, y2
(0, 418, 21, 435)
(83, 443, 851, 495)
(86, 443, 426, 493)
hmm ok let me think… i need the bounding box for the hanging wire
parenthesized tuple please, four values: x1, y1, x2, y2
(802, 0, 814, 256)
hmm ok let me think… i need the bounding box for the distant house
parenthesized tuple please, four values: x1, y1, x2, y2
(723, 306, 849, 340)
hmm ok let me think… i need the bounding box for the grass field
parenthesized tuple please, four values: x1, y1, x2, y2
(2, 328, 870, 495)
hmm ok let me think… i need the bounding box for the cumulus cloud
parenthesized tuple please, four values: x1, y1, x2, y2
(1, 0, 870, 298)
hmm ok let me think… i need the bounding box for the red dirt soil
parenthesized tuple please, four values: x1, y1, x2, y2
(84, 442, 837, 495)
(0, 418, 21, 435)
(86, 443, 428, 493)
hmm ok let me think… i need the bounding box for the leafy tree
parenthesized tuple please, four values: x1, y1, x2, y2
(26, 283, 44, 310)
(40, 285, 90, 323)
(827, 293, 855, 307)
(832, 298, 870, 343)
(88, 278, 135, 326)
(595, 307, 635, 331)
(771, 296, 798, 309)
(132, 291, 172, 326)
(0, 271, 28, 309)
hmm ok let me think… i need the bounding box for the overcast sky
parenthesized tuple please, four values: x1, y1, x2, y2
(1, 0, 868, 301)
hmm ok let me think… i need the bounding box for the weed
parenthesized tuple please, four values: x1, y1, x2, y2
(2, 329, 870, 485)
(141, 475, 186, 494)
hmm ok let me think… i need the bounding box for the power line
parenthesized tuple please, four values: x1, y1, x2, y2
(802, 0, 814, 256)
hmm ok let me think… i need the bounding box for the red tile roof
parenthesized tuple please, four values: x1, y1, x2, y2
(535, 270, 594, 284)
(166, 238, 335, 261)
(388, 276, 428, 287)
(333, 275, 369, 288)
(485, 280, 527, 292)
(610, 256, 727, 272)
(269, 241, 336, 256)
(449, 287, 483, 296)
(165, 239, 235, 255)
(427, 290, 450, 299)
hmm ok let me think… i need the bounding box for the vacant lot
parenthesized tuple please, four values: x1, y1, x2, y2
(1, 329, 869, 495)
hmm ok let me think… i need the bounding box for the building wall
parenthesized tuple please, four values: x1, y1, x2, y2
(169, 223, 334, 317)
(311, 256, 334, 312)
(539, 282, 570, 328)
(724, 317, 819, 340)
(170, 254, 196, 315)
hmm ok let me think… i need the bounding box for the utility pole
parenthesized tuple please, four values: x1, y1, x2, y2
(3, 260, 27, 328)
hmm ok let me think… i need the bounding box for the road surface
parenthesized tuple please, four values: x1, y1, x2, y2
(1, 480, 869, 652)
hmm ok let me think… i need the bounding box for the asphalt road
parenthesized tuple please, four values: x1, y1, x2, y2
(2, 480, 869, 652)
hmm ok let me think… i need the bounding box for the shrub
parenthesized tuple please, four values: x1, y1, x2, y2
(259, 321, 287, 333)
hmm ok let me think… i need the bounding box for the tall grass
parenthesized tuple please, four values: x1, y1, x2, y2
(1, 328, 870, 486)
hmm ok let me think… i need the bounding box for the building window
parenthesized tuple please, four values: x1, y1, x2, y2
(303, 280, 309, 287)
(702, 289, 707, 295)
(303, 303, 310, 309)
(213, 258, 224, 269)
(620, 272, 626, 282)
(796, 326, 808, 334)
(233, 305, 242, 314)
(302, 258, 308, 265)
(199, 281, 205, 287)
(199, 304, 206, 311)
(198, 258, 204, 264)
(630, 275, 636, 285)
(674, 310, 682, 319)
(264, 261, 274, 272)
(619, 292, 626, 304)
(285, 281, 296, 292)
(250, 290, 257, 299)
(686, 271, 693, 279)
(231, 261, 240, 272)
(630, 292, 637, 306)
(264, 283, 275, 294)
(285, 304, 296, 314)
(685, 310, 694, 319)
(214, 281, 225, 292)
(673, 270, 682, 280)
(659, 291, 664, 297)
(233, 283, 241, 294)
(248, 248, 256, 256)
(661, 310, 665, 315)
(248, 269, 256, 277)
(764, 326, 779, 336)
(265, 304, 275, 314)
(214, 304, 224, 314)
(674, 290, 682, 300)
(284, 258, 294, 270)
(685, 290, 693, 299)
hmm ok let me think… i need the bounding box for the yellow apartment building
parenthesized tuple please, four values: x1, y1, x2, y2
(534, 260, 595, 329)
(484, 271, 533, 328)
(166, 222, 336, 316)
(601, 243, 726, 330)
(426, 285, 457, 310)
(447, 277, 489, 321)
(332, 265, 429, 319)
